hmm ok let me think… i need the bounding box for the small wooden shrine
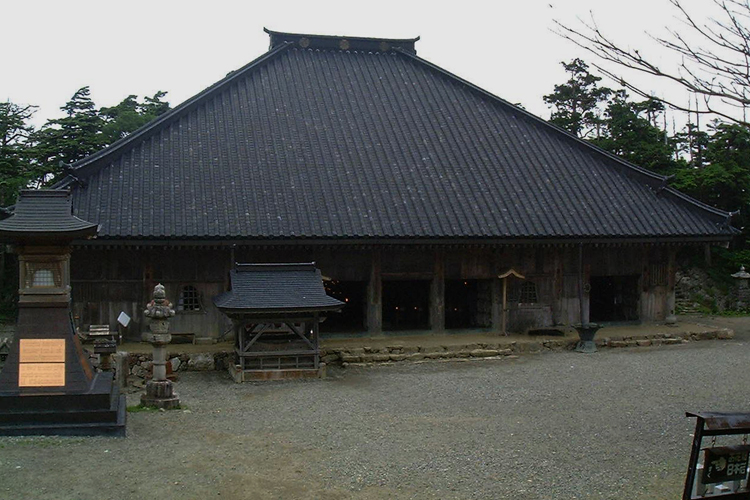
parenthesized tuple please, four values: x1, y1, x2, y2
(0, 190, 125, 436)
(214, 263, 344, 381)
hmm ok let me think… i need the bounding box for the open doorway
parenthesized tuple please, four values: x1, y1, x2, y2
(445, 280, 491, 329)
(590, 276, 640, 322)
(383, 280, 430, 330)
(321, 280, 366, 333)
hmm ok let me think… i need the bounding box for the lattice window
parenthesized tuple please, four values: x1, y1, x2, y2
(178, 285, 201, 311)
(518, 281, 539, 304)
(24, 262, 62, 288)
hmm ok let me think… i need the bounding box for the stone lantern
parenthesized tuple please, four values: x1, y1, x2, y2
(141, 284, 180, 409)
(732, 266, 750, 309)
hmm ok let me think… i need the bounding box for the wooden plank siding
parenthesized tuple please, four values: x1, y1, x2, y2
(70, 244, 676, 339)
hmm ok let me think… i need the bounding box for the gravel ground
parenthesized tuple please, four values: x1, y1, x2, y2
(2, 321, 750, 500)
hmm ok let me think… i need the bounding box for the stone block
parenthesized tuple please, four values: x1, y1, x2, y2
(527, 343, 541, 353)
(340, 354, 361, 363)
(698, 331, 717, 340)
(131, 364, 148, 378)
(187, 353, 215, 371)
(321, 354, 340, 364)
(662, 338, 683, 345)
(402, 346, 419, 354)
(370, 354, 390, 362)
(469, 349, 499, 357)
(718, 329, 735, 340)
(636, 340, 652, 347)
(609, 341, 628, 348)
(113, 351, 129, 389)
(389, 354, 407, 362)
(194, 337, 215, 345)
(407, 353, 426, 361)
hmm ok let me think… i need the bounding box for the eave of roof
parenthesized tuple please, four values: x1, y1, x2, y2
(214, 262, 344, 312)
(0, 190, 98, 241)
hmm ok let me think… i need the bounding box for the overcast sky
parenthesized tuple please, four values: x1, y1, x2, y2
(2, 0, 714, 128)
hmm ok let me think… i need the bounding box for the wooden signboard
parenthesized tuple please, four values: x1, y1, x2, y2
(18, 339, 65, 387)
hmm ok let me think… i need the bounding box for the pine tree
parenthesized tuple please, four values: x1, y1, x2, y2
(31, 86, 106, 185)
(0, 101, 36, 206)
(543, 59, 613, 138)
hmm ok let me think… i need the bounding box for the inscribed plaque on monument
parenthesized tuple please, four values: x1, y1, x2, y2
(19, 339, 65, 363)
(18, 363, 65, 387)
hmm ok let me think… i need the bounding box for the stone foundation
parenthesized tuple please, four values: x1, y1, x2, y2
(83, 326, 734, 383)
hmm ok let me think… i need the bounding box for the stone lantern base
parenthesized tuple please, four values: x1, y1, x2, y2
(140, 380, 180, 409)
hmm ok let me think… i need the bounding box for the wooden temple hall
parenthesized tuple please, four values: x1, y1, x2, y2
(29, 29, 733, 343)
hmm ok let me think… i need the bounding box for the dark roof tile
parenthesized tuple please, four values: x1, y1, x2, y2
(54, 33, 735, 241)
(213, 263, 344, 311)
(0, 190, 97, 239)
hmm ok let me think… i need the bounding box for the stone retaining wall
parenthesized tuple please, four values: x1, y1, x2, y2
(89, 327, 734, 385)
(325, 328, 734, 366)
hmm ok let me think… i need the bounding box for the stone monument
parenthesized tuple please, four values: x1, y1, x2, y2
(732, 266, 750, 309)
(0, 190, 125, 436)
(140, 284, 180, 409)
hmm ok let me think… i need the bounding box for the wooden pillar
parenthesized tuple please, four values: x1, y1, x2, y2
(311, 315, 320, 369)
(491, 249, 502, 333)
(367, 250, 382, 334)
(640, 246, 651, 321)
(552, 247, 563, 326)
(578, 244, 591, 325)
(704, 243, 712, 266)
(429, 250, 445, 332)
(666, 248, 677, 324)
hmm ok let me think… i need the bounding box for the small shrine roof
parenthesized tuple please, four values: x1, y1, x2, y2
(0, 190, 97, 241)
(213, 263, 344, 313)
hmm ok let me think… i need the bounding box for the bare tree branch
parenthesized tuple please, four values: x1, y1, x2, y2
(554, 0, 750, 126)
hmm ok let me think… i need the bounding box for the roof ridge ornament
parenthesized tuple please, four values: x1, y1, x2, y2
(61, 162, 87, 188)
(264, 28, 419, 54)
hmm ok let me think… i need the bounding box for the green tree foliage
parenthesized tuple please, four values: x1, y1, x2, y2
(0, 102, 36, 206)
(100, 91, 169, 144)
(31, 86, 106, 185)
(29, 87, 170, 186)
(543, 58, 612, 138)
(592, 94, 677, 173)
(673, 123, 750, 237)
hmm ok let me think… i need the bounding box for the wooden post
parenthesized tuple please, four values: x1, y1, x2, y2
(429, 250, 445, 332)
(666, 248, 677, 324)
(704, 243, 712, 266)
(502, 277, 507, 336)
(578, 243, 591, 326)
(367, 250, 382, 334)
(491, 277, 502, 334)
(552, 247, 563, 325)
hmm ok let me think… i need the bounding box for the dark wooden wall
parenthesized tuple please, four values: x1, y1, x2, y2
(70, 243, 675, 339)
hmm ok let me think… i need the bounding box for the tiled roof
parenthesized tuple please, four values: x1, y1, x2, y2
(55, 31, 735, 242)
(213, 263, 344, 312)
(0, 190, 97, 239)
